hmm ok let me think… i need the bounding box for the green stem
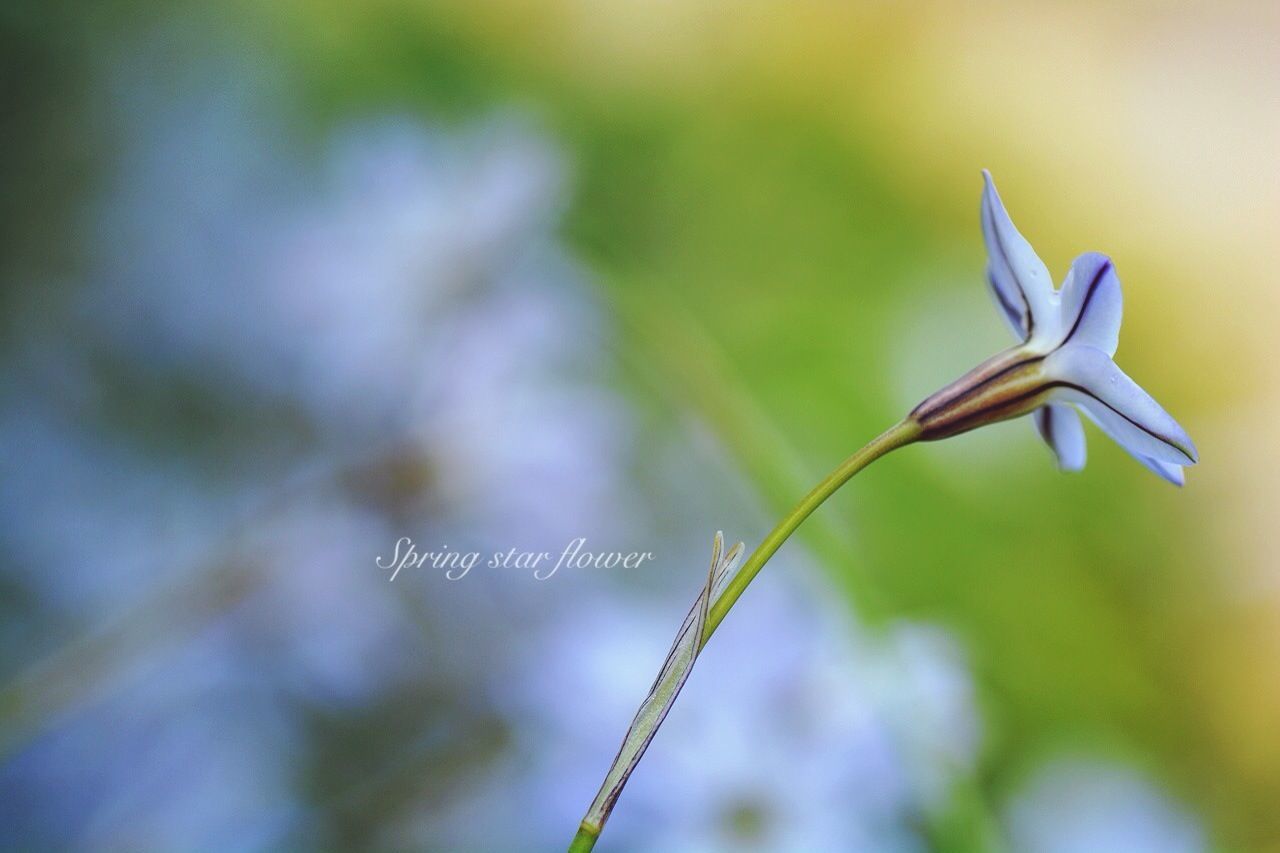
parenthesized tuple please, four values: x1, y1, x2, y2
(567, 419, 920, 852)
(702, 418, 920, 645)
(569, 824, 599, 853)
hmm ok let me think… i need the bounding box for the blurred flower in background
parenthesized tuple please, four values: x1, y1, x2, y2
(1, 25, 641, 846)
(2, 0, 1275, 850)
(1006, 759, 1205, 853)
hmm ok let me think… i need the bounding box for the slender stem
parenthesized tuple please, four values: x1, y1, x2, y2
(567, 419, 920, 852)
(702, 418, 920, 645)
(569, 825, 599, 853)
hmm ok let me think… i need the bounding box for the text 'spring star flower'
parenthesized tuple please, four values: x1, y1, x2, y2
(909, 171, 1198, 485)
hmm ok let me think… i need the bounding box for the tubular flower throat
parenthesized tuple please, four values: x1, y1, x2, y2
(909, 171, 1198, 485)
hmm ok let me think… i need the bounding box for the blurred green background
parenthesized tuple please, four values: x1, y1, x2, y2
(3, 1, 1277, 850)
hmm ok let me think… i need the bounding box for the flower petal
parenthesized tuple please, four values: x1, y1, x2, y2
(1034, 403, 1087, 471)
(1056, 252, 1122, 355)
(988, 268, 1029, 339)
(1076, 408, 1186, 485)
(1045, 344, 1198, 466)
(1129, 451, 1186, 486)
(981, 170, 1056, 342)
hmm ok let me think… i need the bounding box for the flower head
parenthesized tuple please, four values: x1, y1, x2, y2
(909, 171, 1198, 485)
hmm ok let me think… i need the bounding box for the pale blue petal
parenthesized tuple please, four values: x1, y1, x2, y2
(1055, 252, 1122, 355)
(1046, 344, 1198, 466)
(988, 266, 1029, 338)
(981, 170, 1056, 342)
(1034, 404, 1087, 472)
(1129, 452, 1186, 486)
(1078, 408, 1187, 485)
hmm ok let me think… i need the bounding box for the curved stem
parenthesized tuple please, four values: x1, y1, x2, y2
(567, 419, 920, 852)
(702, 418, 920, 645)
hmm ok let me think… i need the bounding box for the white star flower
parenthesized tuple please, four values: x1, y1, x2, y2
(910, 171, 1198, 485)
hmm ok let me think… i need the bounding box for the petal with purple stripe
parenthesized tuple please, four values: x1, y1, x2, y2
(1077, 407, 1186, 485)
(1034, 403, 1087, 471)
(981, 170, 1055, 343)
(1045, 344, 1198, 467)
(1056, 252, 1122, 355)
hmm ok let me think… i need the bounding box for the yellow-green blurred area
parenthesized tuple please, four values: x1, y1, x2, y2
(4, 0, 1278, 850)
